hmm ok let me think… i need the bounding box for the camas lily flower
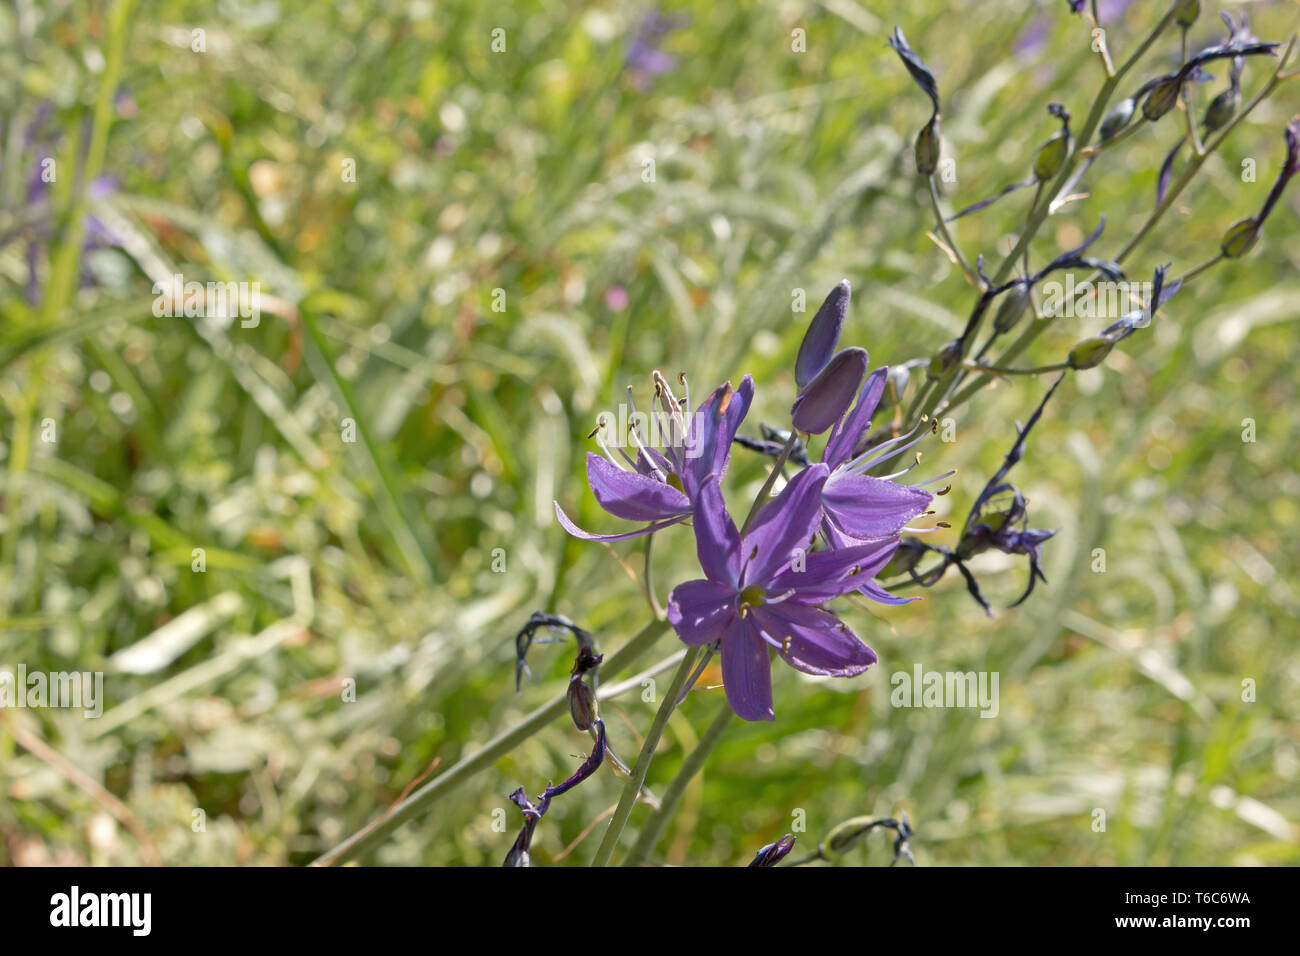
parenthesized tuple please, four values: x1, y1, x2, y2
(667, 468, 888, 721)
(554, 371, 753, 541)
(814, 366, 942, 605)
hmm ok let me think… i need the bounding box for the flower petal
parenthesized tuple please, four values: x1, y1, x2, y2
(823, 366, 888, 470)
(768, 536, 899, 602)
(667, 579, 736, 646)
(791, 348, 869, 435)
(691, 475, 743, 588)
(685, 375, 754, 497)
(822, 473, 932, 538)
(743, 463, 829, 586)
(794, 280, 851, 388)
(721, 619, 775, 721)
(752, 603, 877, 677)
(554, 501, 684, 541)
(587, 452, 690, 521)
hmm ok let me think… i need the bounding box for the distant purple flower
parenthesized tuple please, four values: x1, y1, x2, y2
(555, 372, 754, 541)
(625, 10, 686, 89)
(666, 469, 886, 721)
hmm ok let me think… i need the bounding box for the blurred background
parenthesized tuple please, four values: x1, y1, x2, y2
(1, 0, 1297, 866)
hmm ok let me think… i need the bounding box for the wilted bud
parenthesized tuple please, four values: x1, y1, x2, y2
(1174, 0, 1200, 29)
(567, 646, 602, 730)
(748, 834, 796, 867)
(1142, 76, 1181, 121)
(926, 339, 963, 379)
(1099, 98, 1136, 142)
(1220, 217, 1260, 258)
(1203, 86, 1240, 133)
(791, 347, 868, 434)
(794, 280, 851, 388)
(915, 118, 941, 176)
(1067, 337, 1114, 370)
(993, 284, 1032, 333)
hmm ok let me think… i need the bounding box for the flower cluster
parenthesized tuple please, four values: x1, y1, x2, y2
(555, 283, 940, 721)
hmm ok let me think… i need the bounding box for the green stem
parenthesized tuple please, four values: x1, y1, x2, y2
(312, 617, 670, 865)
(623, 699, 733, 866)
(927, 176, 980, 289)
(591, 644, 703, 866)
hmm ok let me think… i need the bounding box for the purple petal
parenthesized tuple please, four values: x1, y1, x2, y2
(743, 463, 829, 586)
(587, 452, 690, 521)
(667, 579, 736, 646)
(752, 603, 877, 677)
(692, 475, 743, 588)
(685, 375, 754, 497)
(767, 537, 899, 603)
(822, 473, 931, 538)
(822, 366, 888, 469)
(554, 501, 685, 541)
(791, 348, 868, 435)
(721, 619, 775, 721)
(794, 280, 851, 388)
(856, 578, 921, 606)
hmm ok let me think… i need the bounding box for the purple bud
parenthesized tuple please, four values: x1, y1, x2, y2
(748, 834, 796, 867)
(795, 280, 851, 388)
(791, 347, 868, 434)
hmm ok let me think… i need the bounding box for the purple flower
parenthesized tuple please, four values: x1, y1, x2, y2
(666, 468, 887, 721)
(748, 834, 796, 867)
(814, 367, 937, 601)
(555, 372, 754, 541)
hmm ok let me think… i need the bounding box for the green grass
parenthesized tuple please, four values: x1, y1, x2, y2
(0, 0, 1297, 866)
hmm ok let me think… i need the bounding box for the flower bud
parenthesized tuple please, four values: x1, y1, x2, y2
(1067, 337, 1114, 370)
(1142, 76, 1180, 122)
(1174, 0, 1200, 29)
(791, 347, 868, 434)
(1220, 218, 1260, 258)
(794, 280, 851, 388)
(915, 118, 941, 176)
(1099, 98, 1136, 142)
(748, 834, 796, 867)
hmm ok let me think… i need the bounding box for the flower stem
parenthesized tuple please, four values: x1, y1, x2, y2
(927, 176, 981, 289)
(312, 616, 670, 865)
(623, 699, 733, 866)
(590, 644, 704, 866)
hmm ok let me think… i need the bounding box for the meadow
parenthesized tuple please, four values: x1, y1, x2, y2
(1, 0, 1297, 866)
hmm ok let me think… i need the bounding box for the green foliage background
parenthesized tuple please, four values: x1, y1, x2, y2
(1, 0, 1297, 865)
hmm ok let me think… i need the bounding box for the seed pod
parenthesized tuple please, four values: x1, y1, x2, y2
(1099, 98, 1136, 142)
(927, 339, 962, 379)
(1203, 86, 1240, 133)
(1142, 76, 1181, 122)
(915, 118, 941, 176)
(1220, 218, 1260, 258)
(1067, 337, 1114, 370)
(1034, 134, 1068, 180)
(1174, 0, 1201, 29)
(993, 284, 1033, 334)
